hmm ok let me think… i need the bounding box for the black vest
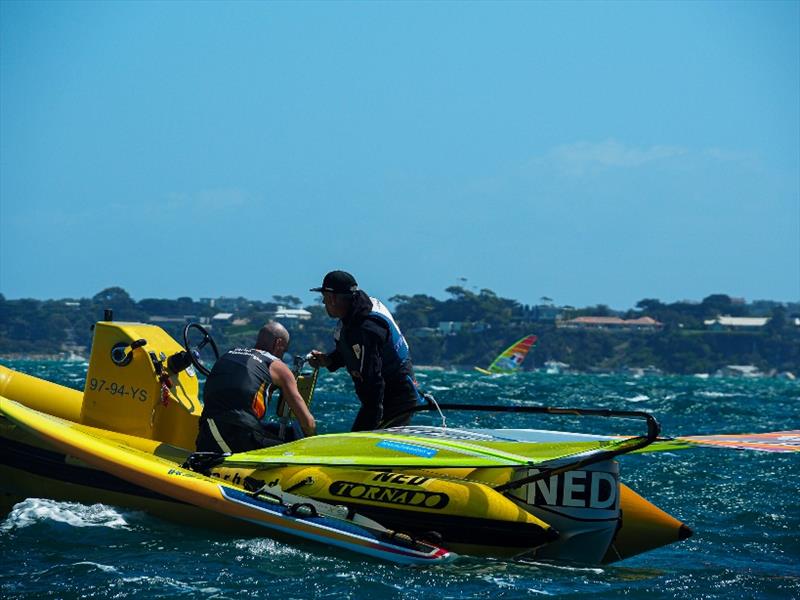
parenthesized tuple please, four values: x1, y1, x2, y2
(202, 347, 277, 419)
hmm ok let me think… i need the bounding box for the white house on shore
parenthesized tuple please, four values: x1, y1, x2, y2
(212, 312, 235, 323)
(703, 316, 769, 330)
(271, 306, 312, 321)
(557, 316, 663, 332)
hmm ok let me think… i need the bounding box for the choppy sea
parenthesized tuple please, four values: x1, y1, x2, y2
(1, 360, 798, 599)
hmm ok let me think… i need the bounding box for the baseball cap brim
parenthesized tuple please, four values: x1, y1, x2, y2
(311, 270, 358, 294)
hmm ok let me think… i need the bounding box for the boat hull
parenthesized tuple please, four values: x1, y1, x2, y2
(1, 417, 689, 563)
(0, 417, 249, 533)
(1, 398, 454, 565)
(209, 463, 558, 557)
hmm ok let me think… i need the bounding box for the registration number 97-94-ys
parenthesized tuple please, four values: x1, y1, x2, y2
(88, 378, 149, 402)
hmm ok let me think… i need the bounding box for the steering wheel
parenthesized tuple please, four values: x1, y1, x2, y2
(182, 323, 219, 377)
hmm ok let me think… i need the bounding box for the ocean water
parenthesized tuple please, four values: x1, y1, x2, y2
(1, 360, 799, 599)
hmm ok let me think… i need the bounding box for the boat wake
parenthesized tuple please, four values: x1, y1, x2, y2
(625, 394, 650, 403)
(0, 498, 132, 532)
(516, 558, 605, 575)
(234, 537, 318, 560)
(71, 561, 119, 574)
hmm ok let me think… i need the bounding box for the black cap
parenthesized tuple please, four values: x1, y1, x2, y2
(310, 270, 359, 294)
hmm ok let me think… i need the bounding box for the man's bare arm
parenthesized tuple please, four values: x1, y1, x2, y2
(269, 361, 316, 436)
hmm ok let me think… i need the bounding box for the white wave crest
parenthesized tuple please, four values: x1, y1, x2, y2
(518, 558, 605, 575)
(234, 537, 313, 559)
(697, 391, 737, 398)
(73, 561, 119, 573)
(0, 498, 131, 531)
(625, 394, 650, 403)
(120, 575, 221, 595)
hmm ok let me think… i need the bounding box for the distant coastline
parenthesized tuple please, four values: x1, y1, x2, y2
(1, 287, 798, 375)
(2, 355, 795, 382)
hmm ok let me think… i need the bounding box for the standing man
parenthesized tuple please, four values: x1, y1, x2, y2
(308, 270, 422, 431)
(196, 321, 316, 453)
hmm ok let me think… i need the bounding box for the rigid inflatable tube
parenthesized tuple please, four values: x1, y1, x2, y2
(0, 364, 83, 422)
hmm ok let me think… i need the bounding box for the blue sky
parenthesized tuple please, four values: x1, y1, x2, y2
(1, 1, 798, 310)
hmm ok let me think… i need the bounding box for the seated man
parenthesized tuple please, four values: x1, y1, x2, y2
(195, 322, 316, 453)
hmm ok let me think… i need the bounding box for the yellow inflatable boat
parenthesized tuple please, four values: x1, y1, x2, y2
(0, 315, 696, 564)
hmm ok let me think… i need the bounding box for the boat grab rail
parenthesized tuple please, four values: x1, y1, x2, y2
(384, 400, 660, 494)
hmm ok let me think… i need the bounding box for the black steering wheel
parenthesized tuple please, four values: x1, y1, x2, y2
(182, 323, 219, 377)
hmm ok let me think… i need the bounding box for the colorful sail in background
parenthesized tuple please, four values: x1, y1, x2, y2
(475, 334, 537, 375)
(676, 430, 800, 453)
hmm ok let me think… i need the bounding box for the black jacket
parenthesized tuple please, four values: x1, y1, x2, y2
(326, 291, 420, 430)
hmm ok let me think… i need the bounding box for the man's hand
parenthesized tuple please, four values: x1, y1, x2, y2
(307, 350, 330, 369)
(269, 360, 316, 437)
(301, 419, 316, 437)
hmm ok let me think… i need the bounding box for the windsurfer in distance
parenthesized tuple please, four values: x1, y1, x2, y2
(196, 322, 316, 453)
(307, 270, 422, 431)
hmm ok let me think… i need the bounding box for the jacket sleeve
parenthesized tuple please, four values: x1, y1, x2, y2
(350, 321, 388, 431)
(326, 348, 345, 372)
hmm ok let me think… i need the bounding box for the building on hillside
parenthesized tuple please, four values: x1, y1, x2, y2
(703, 316, 769, 331)
(212, 312, 234, 323)
(149, 316, 187, 324)
(435, 321, 491, 334)
(438, 321, 464, 335)
(271, 306, 312, 321)
(533, 304, 562, 322)
(557, 316, 663, 332)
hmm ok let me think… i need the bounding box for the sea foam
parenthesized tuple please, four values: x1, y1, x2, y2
(0, 498, 130, 531)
